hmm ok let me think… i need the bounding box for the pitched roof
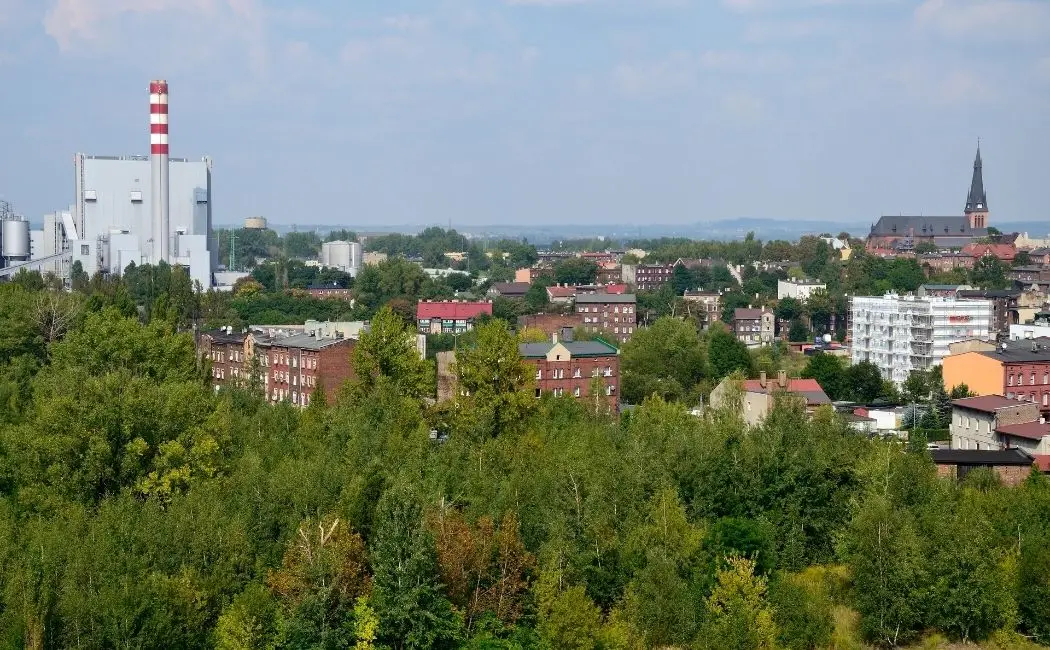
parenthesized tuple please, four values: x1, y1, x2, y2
(575, 293, 636, 304)
(930, 448, 1032, 466)
(258, 332, 354, 351)
(870, 215, 983, 237)
(996, 422, 1050, 441)
(416, 301, 493, 320)
(952, 395, 1024, 413)
(740, 378, 831, 406)
(962, 243, 1015, 260)
(490, 282, 531, 296)
(518, 340, 619, 358)
(965, 145, 988, 213)
(546, 285, 577, 298)
(734, 308, 766, 320)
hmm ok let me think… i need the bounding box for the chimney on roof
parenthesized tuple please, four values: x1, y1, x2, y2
(778, 370, 788, 388)
(552, 331, 559, 344)
(759, 371, 767, 388)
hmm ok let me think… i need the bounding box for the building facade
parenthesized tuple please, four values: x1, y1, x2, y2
(957, 289, 1020, 336)
(709, 371, 832, 427)
(519, 338, 619, 407)
(73, 153, 215, 288)
(850, 294, 994, 384)
(683, 291, 722, 328)
(251, 333, 356, 407)
(574, 293, 637, 342)
(950, 396, 1044, 451)
(943, 341, 1050, 414)
(416, 300, 493, 334)
(777, 279, 826, 301)
(733, 307, 775, 346)
(622, 263, 676, 291)
(320, 240, 362, 275)
(200, 328, 248, 390)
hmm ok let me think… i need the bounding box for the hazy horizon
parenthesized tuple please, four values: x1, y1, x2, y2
(1, 0, 1048, 226)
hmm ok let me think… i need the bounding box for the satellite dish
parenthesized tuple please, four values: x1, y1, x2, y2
(823, 334, 832, 343)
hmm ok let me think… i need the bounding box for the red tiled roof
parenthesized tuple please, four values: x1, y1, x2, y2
(962, 243, 1016, 261)
(952, 395, 1023, 413)
(416, 301, 493, 320)
(996, 422, 1050, 441)
(741, 378, 831, 406)
(603, 283, 627, 294)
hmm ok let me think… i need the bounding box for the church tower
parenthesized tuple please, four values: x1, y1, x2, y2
(964, 143, 989, 229)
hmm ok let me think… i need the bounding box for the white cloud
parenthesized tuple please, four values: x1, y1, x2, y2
(915, 0, 1050, 41)
(43, 0, 241, 50)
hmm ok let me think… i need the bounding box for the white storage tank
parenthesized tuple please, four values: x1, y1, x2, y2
(2, 217, 31, 261)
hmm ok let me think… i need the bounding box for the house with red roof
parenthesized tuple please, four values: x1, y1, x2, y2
(416, 300, 493, 335)
(950, 394, 1050, 459)
(962, 242, 1016, 263)
(709, 370, 832, 427)
(546, 285, 577, 304)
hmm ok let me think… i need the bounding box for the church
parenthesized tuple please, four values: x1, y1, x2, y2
(866, 146, 990, 251)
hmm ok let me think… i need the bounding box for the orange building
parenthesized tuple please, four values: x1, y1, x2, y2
(943, 339, 1050, 415)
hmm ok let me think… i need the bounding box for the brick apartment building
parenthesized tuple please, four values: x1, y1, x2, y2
(733, 307, 775, 346)
(943, 338, 1050, 415)
(518, 313, 584, 338)
(416, 300, 493, 335)
(596, 262, 623, 285)
(250, 332, 356, 407)
(574, 293, 637, 342)
(200, 328, 248, 390)
(307, 283, 354, 300)
(624, 262, 676, 291)
(519, 335, 620, 407)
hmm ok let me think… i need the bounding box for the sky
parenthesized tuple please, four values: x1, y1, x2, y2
(0, 0, 1048, 229)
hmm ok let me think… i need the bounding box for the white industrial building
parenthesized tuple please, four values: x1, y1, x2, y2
(850, 294, 994, 384)
(320, 240, 361, 276)
(778, 278, 826, 301)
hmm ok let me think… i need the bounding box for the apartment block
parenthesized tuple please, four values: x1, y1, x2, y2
(777, 279, 826, 301)
(943, 338, 1050, 414)
(683, 291, 721, 328)
(850, 294, 994, 384)
(733, 307, 775, 346)
(574, 293, 637, 342)
(949, 395, 1050, 457)
(520, 336, 619, 407)
(251, 332, 356, 407)
(200, 328, 248, 390)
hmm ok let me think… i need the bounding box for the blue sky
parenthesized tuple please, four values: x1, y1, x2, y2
(0, 0, 1048, 228)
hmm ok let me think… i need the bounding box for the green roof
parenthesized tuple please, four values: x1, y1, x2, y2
(518, 340, 619, 359)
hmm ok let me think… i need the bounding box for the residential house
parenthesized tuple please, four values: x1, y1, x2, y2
(1028, 247, 1050, 266)
(416, 300, 493, 334)
(949, 395, 1041, 450)
(930, 448, 1035, 486)
(596, 262, 623, 285)
(488, 282, 531, 299)
(574, 293, 637, 343)
(622, 262, 677, 291)
(943, 338, 1050, 415)
(709, 370, 832, 427)
(682, 291, 722, 328)
(1009, 266, 1050, 285)
(250, 332, 356, 408)
(200, 327, 248, 391)
(962, 242, 1016, 263)
(777, 279, 826, 301)
(733, 307, 775, 346)
(520, 333, 620, 407)
(546, 285, 577, 305)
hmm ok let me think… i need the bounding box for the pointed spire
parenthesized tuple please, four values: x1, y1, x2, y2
(965, 140, 987, 213)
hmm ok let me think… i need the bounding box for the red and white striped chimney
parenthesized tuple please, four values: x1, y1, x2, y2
(150, 79, 170, 264)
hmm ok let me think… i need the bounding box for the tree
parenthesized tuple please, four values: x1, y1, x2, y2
(370, 488, 462, 649)
(1013, 250, 1032, 267)
(620, 317, 707, 405)
(775, 297, 804, 323)
(903, 369, 930, 403)
(352, 306, 434, 399)
(950, 383, 974, 399)
(844, 361, 884, 403)
(788, 319, 809, 343)
(800, 353, 845, 401)
(453, 320, 536, 437)
(913, 241, 938, 254)
(553, 258, 599, 286)
(699, 556, 778, 650)
(708, 326, 753, 380)
(354, 259, 429, 312)
(971, 255, 1009, 290)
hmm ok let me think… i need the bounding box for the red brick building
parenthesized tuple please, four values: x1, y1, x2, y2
(251, 333, 356, 407)
(417, 300, 493, 334)
(517, 313, 584, 338)
(519, 337, 620, 407)
(200, 328, 248, 390)
(574, 293, 637, 342)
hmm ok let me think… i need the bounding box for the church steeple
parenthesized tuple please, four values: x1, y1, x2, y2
(964, 142, 988, 229)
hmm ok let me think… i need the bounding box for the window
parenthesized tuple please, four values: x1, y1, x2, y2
(573, 387, 581, 397)
(606, 385, 615, 396)
(1009, 374, 1014, 386)
(84, 190, 97, 201)
(536, 369, 542, 380)
(573, 368, 581, 378)
(535, 388, 541, 398)
(81, 244, 89, 255)
(1032, 372, 1037, 386)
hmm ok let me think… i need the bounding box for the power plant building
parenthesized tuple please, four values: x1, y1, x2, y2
(321, 240, 362, 276)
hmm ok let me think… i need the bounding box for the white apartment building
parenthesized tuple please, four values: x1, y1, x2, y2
(850, 294, 994, 384)
(778, 278, 827, 301)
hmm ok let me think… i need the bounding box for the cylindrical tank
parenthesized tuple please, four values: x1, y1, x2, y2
(244, 216, 268, 230)
(2, 218, 30, 260)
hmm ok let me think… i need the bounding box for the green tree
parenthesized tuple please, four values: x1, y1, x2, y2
(621, 317, 707, 405)
(787, 319, 809, 343)
(453, 320, 536, 437)
(971, 255, 1009, 289)
(775, 297, 804, 323)
(370, 488, 462, 649)
(553, 258, 599, 285)
(352, 306, 434, 399)
(800, 353, 845, 401)
(699, 556, 778, 650)
(708, 326, 753, 380)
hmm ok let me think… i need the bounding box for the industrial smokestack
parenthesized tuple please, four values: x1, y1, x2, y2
(150, 79, 170, 264)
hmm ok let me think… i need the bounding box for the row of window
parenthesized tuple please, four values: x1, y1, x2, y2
(1007, 372, 1049, 387)
(1005, 391, 1050, 406)
(536, 367, 615, 380)
(270, 389, 313, 406)
(271, 371, 318, 388)
(262, 353, 318, 370)
(536, 385, 616, 398)
(578, 305, 634, 314)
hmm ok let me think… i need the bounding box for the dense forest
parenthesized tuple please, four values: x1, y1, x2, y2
(1, 276, 1050, 649)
